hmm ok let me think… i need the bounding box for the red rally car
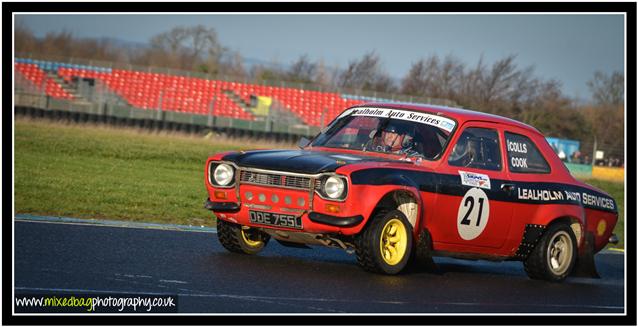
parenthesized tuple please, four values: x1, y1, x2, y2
(204, 103, 618, 281)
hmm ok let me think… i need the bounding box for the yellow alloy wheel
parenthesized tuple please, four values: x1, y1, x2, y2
(379, 218, 408, 265)
(241, 229, 263, 248)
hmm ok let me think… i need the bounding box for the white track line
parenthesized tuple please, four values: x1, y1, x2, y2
(14, 218, 217, 234)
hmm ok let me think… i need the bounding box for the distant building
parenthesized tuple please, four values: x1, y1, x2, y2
(545, 137, 580, 163)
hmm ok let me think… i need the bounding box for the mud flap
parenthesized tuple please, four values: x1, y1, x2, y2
(570, 231, 600, 278)
(410, 229, 438, 272)
(515, 224, 546, 259)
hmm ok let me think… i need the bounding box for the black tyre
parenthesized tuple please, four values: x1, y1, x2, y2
(355, 210, 413, 275)
(524, 223, 577, 282)
(217, 219, 270, 255)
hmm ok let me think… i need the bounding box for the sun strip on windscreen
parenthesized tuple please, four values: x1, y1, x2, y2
(337, 107, 456, 133)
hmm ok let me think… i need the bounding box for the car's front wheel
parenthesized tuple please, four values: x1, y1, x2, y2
(355, 210, 413, 274)
(524, 222, 577, 282)
(217, 219, 270, 255)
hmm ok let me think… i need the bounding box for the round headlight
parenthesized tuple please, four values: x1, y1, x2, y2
(324, 176, 345, 199)
(213, 164, 234, 186)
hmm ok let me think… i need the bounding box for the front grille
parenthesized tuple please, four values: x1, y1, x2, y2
(239, 170, 312, 190)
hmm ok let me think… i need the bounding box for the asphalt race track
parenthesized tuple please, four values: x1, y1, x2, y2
(14, 218, 625, 313)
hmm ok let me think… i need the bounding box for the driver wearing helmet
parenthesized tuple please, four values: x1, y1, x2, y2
(373, 120, 414, 153)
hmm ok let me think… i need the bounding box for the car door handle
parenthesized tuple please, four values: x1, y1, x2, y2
(501, 183, 516, 192)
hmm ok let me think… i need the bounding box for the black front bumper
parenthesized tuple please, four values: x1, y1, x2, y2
(205, 199, 363, 228)
(204, 199, 240, 213)
(308, 212, 363, 228)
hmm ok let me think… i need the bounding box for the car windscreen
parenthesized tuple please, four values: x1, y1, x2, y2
(310, 108, 456, 159)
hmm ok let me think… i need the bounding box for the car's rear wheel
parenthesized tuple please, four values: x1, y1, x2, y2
(217, 219, 270, 255)
(355, 210, 413, 275)
(524, 223, 577, 282)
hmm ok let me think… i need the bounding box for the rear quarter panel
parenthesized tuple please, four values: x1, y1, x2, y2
(503, 126, 618, 253)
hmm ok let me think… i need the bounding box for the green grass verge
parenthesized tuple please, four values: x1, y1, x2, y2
(14, 118, 292, 227)
(14, 119, 625, 248)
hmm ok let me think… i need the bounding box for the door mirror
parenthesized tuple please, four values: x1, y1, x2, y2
(298, 137, 311, 149)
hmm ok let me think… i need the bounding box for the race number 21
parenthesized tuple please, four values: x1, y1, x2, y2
(457, 188, 490, 240)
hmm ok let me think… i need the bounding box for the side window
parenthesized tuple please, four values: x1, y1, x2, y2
(448, 127, 502, 171)
(505, 132, 550, 173)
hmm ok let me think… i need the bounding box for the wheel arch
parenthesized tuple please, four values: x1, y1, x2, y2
(515, 205, 586, 260)
(545, 216, 584, 248)
(529, 204, 586, 248)
(366, 186, 423, 235)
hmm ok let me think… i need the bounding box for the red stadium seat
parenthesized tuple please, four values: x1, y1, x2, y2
(15, 63, 75, 99)
(33, 60, 373, 125)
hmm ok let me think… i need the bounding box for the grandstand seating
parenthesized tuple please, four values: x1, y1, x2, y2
(57, 68, 255, 120)
(226, 82, 362, 126)
(14, 63, 74, 100)
(15, 58, 375, 126)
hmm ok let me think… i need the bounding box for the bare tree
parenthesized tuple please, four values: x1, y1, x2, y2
(401, 56, 437, 96)
(338, 51, 396, 92)
(40, 30, 74, 58)
(313, 59, 332, 87)
(250, 64, 286, 83)
(401, 54, 464, 100)
(479, 55, 523, 105)
(457, 55, 486, 108)
(287, 54, 316, 83)
(587, 71, 624, 107)
(218, 50, 246, 78)
(583, 70, 625, 161)
(191, 25, 222, 61)
(145, 25, 223, 70)
(507, 66, 538, 110)
(150, 26, 187, 54)
(438, 55, 464, 100)
(15, 21, 37, 54)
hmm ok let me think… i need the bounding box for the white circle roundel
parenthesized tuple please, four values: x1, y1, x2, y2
(457, 188, 490, 240)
